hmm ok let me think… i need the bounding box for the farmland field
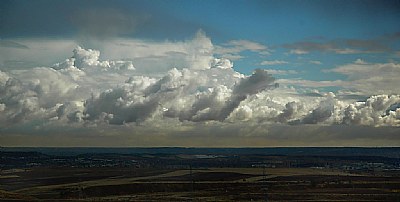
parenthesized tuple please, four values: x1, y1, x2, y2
(1, 147, 400, 201)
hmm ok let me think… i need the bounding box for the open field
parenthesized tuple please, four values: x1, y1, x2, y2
(1, 167, 400, 201)
(1, 147, 400, 201)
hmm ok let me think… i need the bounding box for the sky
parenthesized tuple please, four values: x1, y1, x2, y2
(0, 0, 400, 147)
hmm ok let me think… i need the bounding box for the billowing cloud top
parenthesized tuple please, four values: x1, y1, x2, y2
(0, 32, 399, 146)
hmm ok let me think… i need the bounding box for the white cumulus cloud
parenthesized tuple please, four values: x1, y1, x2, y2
(1, 33, 400, 141)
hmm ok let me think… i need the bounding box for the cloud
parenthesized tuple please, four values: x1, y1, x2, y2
(333, 48, 363, 54)
(233, 69, 277, 96)
(0, 103, 5, 112)
(227, 40, 267, 51)
(84, 30, 215, 74)
(0, 30, 214, 75)
(205, 69, 278, 121)
(0, 44, 144, 127)
(289, 49, 309, 55)
(0, 40, 29, 49)
(0, 39, 78, 69)
(343, 95, 400, 126)
(215, 40, 270, 60)
(283, 41, 363, 55)
(161, 68, 275, 122)
(260, 60, 289, 65)
(299, 92, 336, 124)
(0, 42, 279, 127)
(210, 58, 233, 69)
(56, 101, 85, 123)
(262, 69, 298, 75)
(278, 78, 344, 88)
(185, 30, 214, 70)
(283, 32, 400, 55)
(327, 59, 399, 78)
(0, 68, 79, 125)
(279, 59, 400, 98)
(84, 87, 161, 124)
(275, 101, 303, 123)
(326, 59, 400, 94)
(309, 60, 322, 65)
(4, 47, 399, 129)
(280, 58, 400, 96)
(53, 46, 135, 71)
(343, 39, 389, 52)
(0, 32, 400, 148)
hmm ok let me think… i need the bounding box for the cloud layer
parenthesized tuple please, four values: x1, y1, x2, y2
(283, 33, 400, 55)
(0, 32, 399, 146)
(1, 47, 399, 128)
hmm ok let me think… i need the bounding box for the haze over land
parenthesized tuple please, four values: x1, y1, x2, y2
(1, 0, 400, 146)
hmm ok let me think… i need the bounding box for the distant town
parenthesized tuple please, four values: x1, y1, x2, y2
(2, 147, 400, 171)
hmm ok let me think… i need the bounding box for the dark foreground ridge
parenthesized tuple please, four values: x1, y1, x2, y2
(1, 147, 400, 201)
